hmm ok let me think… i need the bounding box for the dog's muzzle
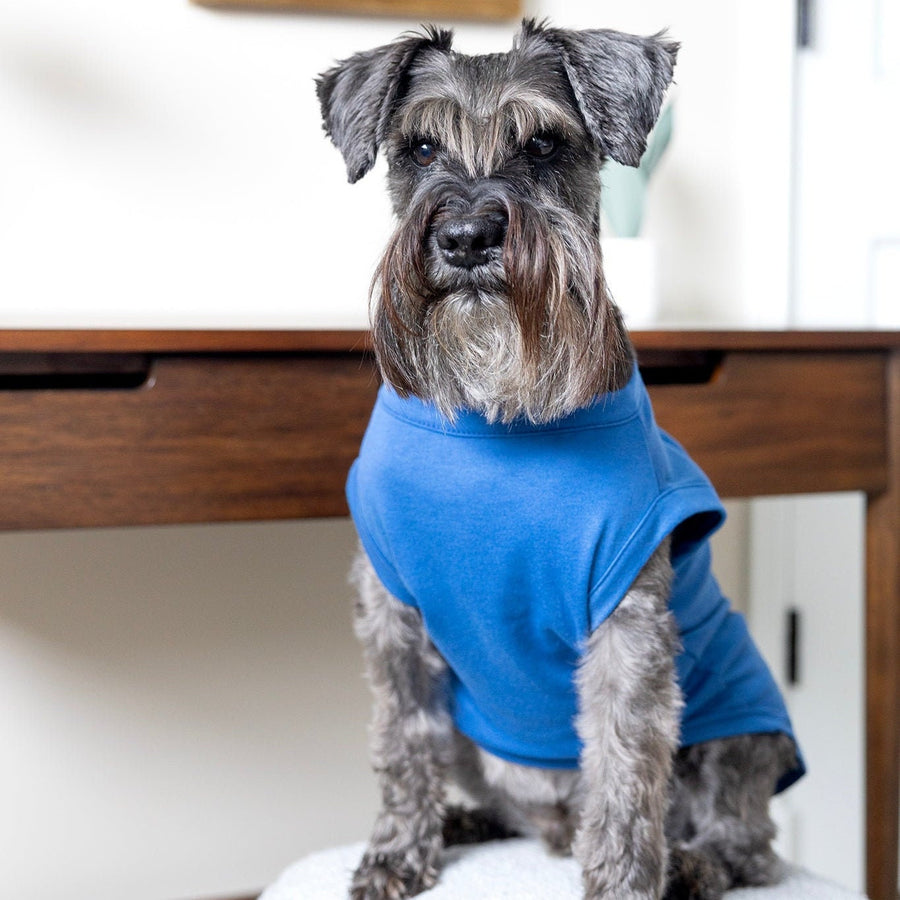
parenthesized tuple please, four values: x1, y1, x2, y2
(434, 211, 508, 269)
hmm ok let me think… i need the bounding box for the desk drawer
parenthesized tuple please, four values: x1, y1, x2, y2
(0, 353, 378, 530)
(648, 351, 887, 498)
(0, 347, 889, 529)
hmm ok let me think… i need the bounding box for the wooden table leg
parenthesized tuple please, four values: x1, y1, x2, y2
(866, 349, 900, 900)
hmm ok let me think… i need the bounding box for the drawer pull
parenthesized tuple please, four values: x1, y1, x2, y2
(638, 350, 723, 386)
(0, 353, 152, 391)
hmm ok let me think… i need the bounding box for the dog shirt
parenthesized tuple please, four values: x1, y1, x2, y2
(346, 366, 805, 793)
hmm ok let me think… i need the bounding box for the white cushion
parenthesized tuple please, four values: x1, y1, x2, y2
(260, 839, 867, 899)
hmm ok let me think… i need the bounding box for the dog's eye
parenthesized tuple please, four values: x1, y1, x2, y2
(411, 141, 438, 167)
(524, 134, 559, 160)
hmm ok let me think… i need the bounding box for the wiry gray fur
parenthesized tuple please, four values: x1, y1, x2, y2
(317, 19, 798, 899)
(574, 542, 681, 897)
(348, 552, 453, 899)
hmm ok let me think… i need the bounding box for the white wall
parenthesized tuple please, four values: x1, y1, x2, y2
(0, 0, 793, 329)
(0, 2, 796, 897)
(0, 520, 374, 900)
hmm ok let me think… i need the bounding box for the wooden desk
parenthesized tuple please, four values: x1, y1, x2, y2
(0, 329, 897, 899)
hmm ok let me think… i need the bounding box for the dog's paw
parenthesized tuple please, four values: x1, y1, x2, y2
(349, 848, 440, 900)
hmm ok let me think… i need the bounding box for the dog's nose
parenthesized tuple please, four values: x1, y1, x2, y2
(435, 215, 507, 269)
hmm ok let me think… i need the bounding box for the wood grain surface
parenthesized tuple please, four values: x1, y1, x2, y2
(0, 328, 898, 354)
(0, 353, 378, 529)
(0, 332, 895, 531)
(864, 350, 900, 900)
(648, 351, 887, 498)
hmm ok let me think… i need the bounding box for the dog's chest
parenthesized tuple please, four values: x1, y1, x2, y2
(346, 375, 719, 641)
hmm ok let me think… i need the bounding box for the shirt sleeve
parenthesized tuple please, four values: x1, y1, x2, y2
(345, 459, 418, 607)
(587, 483, 725, 633)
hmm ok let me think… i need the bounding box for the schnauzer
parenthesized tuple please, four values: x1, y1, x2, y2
(317, 20, 803, 900)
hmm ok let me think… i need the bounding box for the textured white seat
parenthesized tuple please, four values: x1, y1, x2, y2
(259, 839, 867, 900)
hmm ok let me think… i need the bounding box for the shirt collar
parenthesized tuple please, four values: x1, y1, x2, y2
(377, 362, 645, 436)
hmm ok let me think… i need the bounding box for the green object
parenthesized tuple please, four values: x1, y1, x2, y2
(601, 102, 674, 238)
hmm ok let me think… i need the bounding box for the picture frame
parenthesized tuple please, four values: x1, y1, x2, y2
(190, 0, 521, 22)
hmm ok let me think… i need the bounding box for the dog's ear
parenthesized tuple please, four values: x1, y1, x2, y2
(316, 27, 453, 183)
(522, 20, 678, 168)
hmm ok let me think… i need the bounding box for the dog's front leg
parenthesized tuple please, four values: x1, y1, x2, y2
(350, 549, 452, 900)
(574, 543, 681, 899)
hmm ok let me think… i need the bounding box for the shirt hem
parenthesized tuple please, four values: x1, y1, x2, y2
(455, 725, 581, 771)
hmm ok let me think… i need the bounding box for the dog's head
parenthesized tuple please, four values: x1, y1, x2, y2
(317, 20, 677, 422)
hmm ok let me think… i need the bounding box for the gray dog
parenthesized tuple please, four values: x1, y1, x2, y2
(317, 20, 803, 900)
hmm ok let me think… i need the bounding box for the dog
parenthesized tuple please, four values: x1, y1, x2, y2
(316, 20, 804, 900)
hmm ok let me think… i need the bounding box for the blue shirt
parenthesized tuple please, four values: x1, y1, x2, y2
(346, 367, 804, 793)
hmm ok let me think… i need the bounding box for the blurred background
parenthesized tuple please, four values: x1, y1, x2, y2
(0, 1, 897, 897)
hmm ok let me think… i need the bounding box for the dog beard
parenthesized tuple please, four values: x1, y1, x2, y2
(371, 187, 632, 424)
